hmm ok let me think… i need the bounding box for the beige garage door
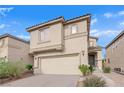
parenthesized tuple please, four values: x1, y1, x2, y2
(41, 55, 80, 75)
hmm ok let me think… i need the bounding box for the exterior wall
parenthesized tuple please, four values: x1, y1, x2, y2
(32, 19, 89, 74)
(30, 22, 63, 53)
(106, 34, 124, 70)
(64, 20, 87, 36)
(89, 38, 97, 47)
(89, 37, 102, 70)
(97, 50, 102, 70)
(8, 37, 33, 64)
(0, 37, 9, 60)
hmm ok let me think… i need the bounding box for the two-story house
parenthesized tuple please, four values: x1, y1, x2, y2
(0, 34, 33, 64)
(27, 14, 102, 75)
(106, 30, 124, 72)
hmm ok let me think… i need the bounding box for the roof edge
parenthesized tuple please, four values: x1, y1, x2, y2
(0, 33, 29, 44)
(65, 14, 91, 24)
(26, 14, 91, 32)
(106, 30, 124, 48)
(27, 16, 64, 32)
(90, 36, 98, 40)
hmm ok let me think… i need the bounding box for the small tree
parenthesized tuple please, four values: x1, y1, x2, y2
(79, 64, 90, 76)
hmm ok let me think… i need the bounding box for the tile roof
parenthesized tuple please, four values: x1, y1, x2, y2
(26, 14, 91, 31)
(0, 33, 29, 44)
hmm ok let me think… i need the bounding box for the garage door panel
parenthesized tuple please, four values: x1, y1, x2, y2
(41, 55, 80, 75)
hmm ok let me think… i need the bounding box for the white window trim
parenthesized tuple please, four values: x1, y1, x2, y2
(38, 27, 50, 43)
(71, 24, 78, 34)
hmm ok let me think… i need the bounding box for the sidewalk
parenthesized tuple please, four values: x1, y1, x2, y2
(93, 72, 116, 87)
(103, 72, 124, 87)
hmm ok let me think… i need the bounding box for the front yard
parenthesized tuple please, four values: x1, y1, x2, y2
(0, 59, 33, 84)
(1, 62, 124, 87)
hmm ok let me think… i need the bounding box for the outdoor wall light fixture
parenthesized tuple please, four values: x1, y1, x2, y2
(35, 57, 37, 60)
(82, 50, 85, 56)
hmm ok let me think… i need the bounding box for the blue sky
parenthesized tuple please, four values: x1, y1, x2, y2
(0, 5, 124, 56)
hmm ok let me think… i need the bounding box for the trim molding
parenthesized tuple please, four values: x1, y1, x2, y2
(30, 44, 63, 53)
(37, 53, 79, 58)
(64, 32, 88, 40)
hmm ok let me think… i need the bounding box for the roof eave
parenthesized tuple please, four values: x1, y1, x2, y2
(106, 30, 124, 49)
(27, 17, 65, 32)
(65, 14, 91, 24)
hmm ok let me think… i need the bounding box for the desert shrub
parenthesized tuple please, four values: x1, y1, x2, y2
(103, 67, 111, 73)
(7, 61, 26, 77)
(26, 64, 33, 70)
(89, 65, 94, 74)
(0, 62, 10, 78)
(0, 61, 26, 78)
(83, 75, 106, 87)
(79, 64, 90, 76)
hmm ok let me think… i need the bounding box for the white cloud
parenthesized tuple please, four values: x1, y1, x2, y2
(0, 24, 6, 29)
(120, 21, 124, 26)
(91, 18, 98, 25)
(90, 29, 98, 34)
(0, 24, 10, 29)
(118, 11, 124, 15)
(17, 34, 30, 40)
(103, 11, 124, 18)
(0, 7, 14, 17)
(90, 29, 120, 37)
(103, 13, 113, 18)
(11, 21, 21, 25)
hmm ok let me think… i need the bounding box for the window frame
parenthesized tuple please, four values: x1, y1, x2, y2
(38, 27, 50, 42)
(71, 24, 78, 34)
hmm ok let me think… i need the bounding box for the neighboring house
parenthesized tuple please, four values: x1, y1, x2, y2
(0, 34, 33, 64)
(27, 14, 102, 75)
(106, 30, 124, 71)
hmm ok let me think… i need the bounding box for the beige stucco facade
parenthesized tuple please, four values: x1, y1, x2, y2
(106, 31, 124, 71)
(0, 34, 33, 65)
(27, 15, 102, 75)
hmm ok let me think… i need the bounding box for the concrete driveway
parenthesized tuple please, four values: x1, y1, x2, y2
(0, 75, 80, 87)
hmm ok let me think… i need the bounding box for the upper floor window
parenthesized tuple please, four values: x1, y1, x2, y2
(71, 25, 78, 34)
(39, 28, 50, 42)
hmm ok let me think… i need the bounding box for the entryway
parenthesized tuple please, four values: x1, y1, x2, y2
(88, 55, 96, 67)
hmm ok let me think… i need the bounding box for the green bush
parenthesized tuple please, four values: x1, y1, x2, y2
(79, 64, 90, 76)
(89, 65, 94, 74)
(0, 60, 26, 79)
(103, 67, 111, 73)
(0, 62, 10, 78)
(26, 64, 33, 70)
(83, 75, 106, 87)
(7, 61, 26, 77)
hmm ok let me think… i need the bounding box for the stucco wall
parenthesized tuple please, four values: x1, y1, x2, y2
(89, 38, 97, 47)
(97, 50, 102, 70)
(32, 19, 89, 74)
(30, 22, 63, 53)
(106, 35, 124, 70)
(8, 37, 33, 64)
(0, 37, 8, 59)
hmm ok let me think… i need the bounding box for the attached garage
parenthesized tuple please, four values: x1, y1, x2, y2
(40, 54, 81, 75)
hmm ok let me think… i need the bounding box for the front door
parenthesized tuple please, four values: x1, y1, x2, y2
(89, 55, 95, 66)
